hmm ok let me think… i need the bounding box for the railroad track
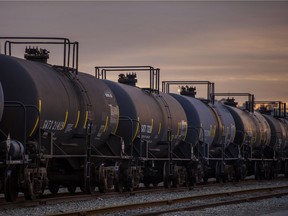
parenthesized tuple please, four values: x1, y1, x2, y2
(0, 179, 286, 212)
(47, 185, 288, 216)
(0, 186, 178, 209)
(0, 179, 218, 208)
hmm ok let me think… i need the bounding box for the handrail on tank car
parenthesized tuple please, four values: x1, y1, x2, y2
(161, 80, 215, 103)
(236, 130, 253, 159)
(3, 101, 41, 158)
(188, 126, 207, 161)
(95, 66, 160, 93)
(119, 116, 142, 158)
(255, 101, 286, 118)
(0, 37, 79, 74)
(212, 92, 255, 113)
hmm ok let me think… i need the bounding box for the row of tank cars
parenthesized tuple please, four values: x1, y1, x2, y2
(0, 37, 287, 202)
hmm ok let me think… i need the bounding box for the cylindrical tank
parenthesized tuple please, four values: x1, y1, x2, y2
(0, 54, 119, 156)
(169, 94, 218, 149)
(253, 111, 271, 146)
(103, 80, 188, 158)
(224, 105, 271, 150)
(213, 101, 236, 148)
(279, 118, 288, 156)
(263, 114, 288, 152)
(224, 105, 259, 148)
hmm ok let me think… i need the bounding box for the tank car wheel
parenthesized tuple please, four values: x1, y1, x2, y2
(23, 171, 45, 200)
(4, 169, 19, 202)
(181, 168, 190, 187)
(269, 164, 275, 180)
(188, 169, 197, 186)
(163, 162, 172, 188)
(24, 190, 37, 201)
(124, 177, 134, 192)
(273, 161, 281, 179)
(285, 161, 288, 178)
(254, 162, 260, 180)
(164, 176, 172, 188)
(263, 162, 271, 180)
(49, 182, 59, 194)
(172, 175, 180, 188)
(24, 181, 39, 200)
(98, 176, 108, 193)
(224, 165, 235, 182)
(182, 174, 189, 188)
(114, 173, 124, 193)
(215, 162, 224, 183)
(85, 164, 96, 194)
(143, 181, 150, 188)
(152, 183, 158, 187)
(67, 186, 77, 194)
(255, 161, 264, 180)
(80, 185, 85, 192)
(236, 164, 247, 181)
(114, 183, 124, 192)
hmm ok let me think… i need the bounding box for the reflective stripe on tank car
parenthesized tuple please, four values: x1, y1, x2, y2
(114, 114, 119, 134)
(184, 123, 188, 140)
(83, 111, 89, 128)
(74, 111, 80, 128)
(199, 123, 203, 140)
(177, 120, 188, 139)
(158, 122, 162, 135)
(176, 122, 180, 136)
(104, 116, 109, 132)
(63, 111, 69, 128)
(29, 99, 42, 136)
(132, 117, 140, 141)
(180, 120, 188, 140)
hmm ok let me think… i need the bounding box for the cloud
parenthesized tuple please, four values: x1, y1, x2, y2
(1, 1, 288, 103)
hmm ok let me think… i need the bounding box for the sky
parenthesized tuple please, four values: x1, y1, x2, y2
(0, 0, 288, 105)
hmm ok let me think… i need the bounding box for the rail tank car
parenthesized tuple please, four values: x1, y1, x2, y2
(169, 87, 240, 181)
(223, 99, 271, 152)
(279, 118, 288, 155)
(103, 76, 188, 158)
(163, 86, 236, 156)
(261, 111, 288, 156)
(0, 49, 119, 200)
(212, 101, 236, 151)
(169, 93, 218, 154)
(222, 99, 278, 178)
(102, 74, 189, 188)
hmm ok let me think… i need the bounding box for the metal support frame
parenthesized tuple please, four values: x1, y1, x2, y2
(3, 101, 41, 156)
(167, 130, 173, 176)
(84, 121, 93, 191)
(118, 116, 142, 158)
(2, 101, 42, 198)
(95, 66, 160, 93)
(0, 37, 79, 74)
(255, 101, 286, 118)
(188, 126, 206, 159)
(212, 92, 255, 113)
(161, 80, 215, 102)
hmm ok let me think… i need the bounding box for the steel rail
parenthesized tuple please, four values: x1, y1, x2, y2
(135, 191, 288, 216)
(47, 185, 288, 216)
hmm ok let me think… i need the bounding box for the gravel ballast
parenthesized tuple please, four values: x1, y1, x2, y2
(0, 180, 288, 216)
